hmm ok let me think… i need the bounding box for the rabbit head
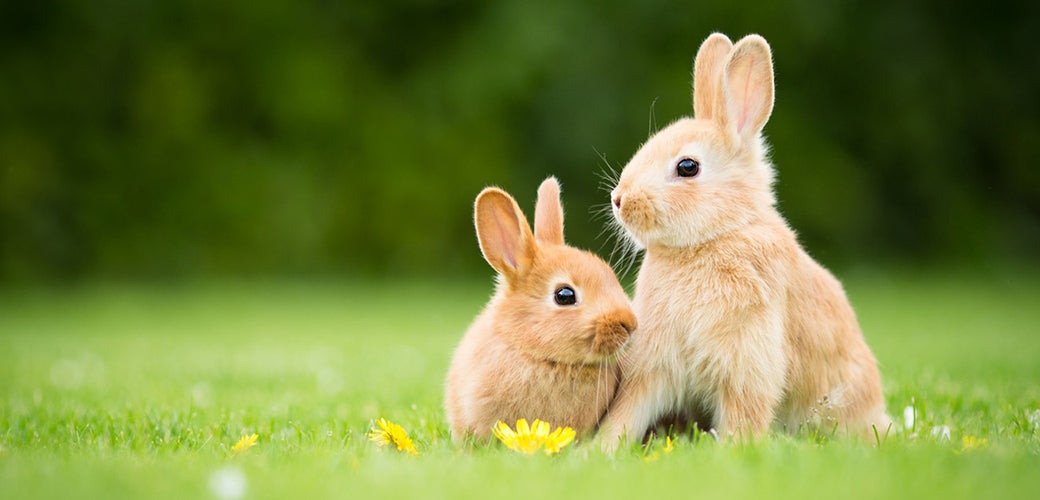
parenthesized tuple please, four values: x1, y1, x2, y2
(611, 34, 778, 248)
(475, 178, 636, 365)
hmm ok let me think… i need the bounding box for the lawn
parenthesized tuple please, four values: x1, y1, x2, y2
(2, 271, 1039, 499)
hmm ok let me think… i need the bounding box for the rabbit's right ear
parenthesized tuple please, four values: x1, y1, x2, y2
(692, 33, 734, 120)
(534, 177, 565, 245)
(715, 34, 775, 143)
(475, 188, 536, 280)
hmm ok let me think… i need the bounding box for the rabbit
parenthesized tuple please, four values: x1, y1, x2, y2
(445, 177, 638, 442)
(597, 33, 891, 450)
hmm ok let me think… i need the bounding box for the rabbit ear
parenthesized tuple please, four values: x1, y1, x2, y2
(534, 177, 565, 245)
(475, 187, 536, 280)
(692, 33, 734, 120)
(716, 34, 775, 142)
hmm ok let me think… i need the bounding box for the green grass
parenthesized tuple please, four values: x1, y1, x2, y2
(2, 272, 1039, 499)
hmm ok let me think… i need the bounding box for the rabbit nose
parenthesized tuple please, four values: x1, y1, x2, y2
(618, 312, 637, 336)
(613, 195, 622, 209)
(593, 311, 637, 355)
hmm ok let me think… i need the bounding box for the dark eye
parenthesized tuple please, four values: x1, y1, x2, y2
(554, 286, 577, 306)
(676, 158, 700, 177)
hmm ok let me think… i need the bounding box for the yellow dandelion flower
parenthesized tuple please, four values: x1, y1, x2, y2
(493, 419, 541, 454)
(231, 433, 258, 454)
(643, 435, 674, 462)
(957, 435, 988, 453)
(542, 426, 576, 455)
(493, 419, 576, 455)
(368, 418, 419, 455)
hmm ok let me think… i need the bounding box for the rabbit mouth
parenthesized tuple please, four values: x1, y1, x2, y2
(580, 342, 630, 368)
(535, 340, 625, 368)
(532, 353, 617, 370)
(580, 350, 622, 366)
(576, 357, 618, 369)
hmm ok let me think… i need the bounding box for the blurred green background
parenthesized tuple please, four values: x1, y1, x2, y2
(1, 0, 1037, 282)
(2, 3, 1039, 498)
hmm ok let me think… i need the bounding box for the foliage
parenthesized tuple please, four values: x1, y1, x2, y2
(0, 0, 1038, 280)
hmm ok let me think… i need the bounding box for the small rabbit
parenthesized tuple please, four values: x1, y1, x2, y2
(598, 33, 890, 449)
(445, 178, 637, 442)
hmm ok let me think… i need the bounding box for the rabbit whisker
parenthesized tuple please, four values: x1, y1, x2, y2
(648, 96, 659, 137)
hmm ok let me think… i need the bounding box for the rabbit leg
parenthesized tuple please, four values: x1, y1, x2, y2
(705, 310, 787, 441)
(596, 370, 671, 453)
(713, 382, 779, 441)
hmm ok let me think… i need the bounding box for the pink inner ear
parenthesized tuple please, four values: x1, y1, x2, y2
(491, 212, 518, 268)
(738, 58, 756, 132)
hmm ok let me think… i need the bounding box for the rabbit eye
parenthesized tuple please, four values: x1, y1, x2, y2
(676, 158, 700, 177)
(554, 286, 577, 306)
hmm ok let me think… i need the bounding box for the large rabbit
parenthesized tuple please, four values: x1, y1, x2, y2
(598, 33, 890, 449)
(446, 178, 637, 442)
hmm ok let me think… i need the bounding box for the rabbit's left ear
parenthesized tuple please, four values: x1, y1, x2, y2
(475, 187, 536, 280)
(692, 33, 734, 120)
(716, 35, 775, 142)
(534, 177, 565, 245)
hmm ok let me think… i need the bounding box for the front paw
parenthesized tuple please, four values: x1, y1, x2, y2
(591, 428, 627, 455)
(597, 435, 621, 455)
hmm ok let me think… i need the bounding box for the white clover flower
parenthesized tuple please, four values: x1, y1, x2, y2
(903, 405, 915, 431)
(931, 425, 951, 441)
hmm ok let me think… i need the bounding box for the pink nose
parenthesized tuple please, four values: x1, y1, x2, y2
(612, 195, 622, 209)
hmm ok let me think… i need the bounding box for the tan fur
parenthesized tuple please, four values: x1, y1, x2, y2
(598, 34, 890, 449)
(446, 178, 637, 442)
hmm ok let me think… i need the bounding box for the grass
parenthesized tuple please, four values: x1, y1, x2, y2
(2, 271, 1039, 499)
